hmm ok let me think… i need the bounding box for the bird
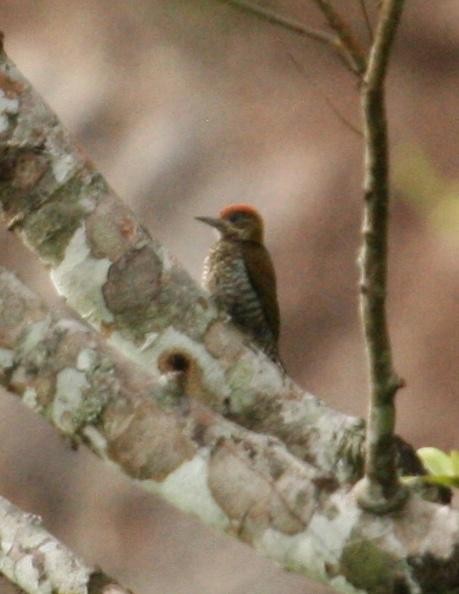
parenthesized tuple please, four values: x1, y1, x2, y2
(196, 204, 282, 366)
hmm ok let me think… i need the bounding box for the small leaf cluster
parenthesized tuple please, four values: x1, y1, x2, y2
(417, 447, 459, 488)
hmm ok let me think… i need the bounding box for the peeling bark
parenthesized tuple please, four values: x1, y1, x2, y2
(0, 37, 458, 594)
(0, 45, 366, 484)
(0, 269, 458, 594)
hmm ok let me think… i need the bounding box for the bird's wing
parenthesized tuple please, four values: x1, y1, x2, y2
(241, 242, 280, 341)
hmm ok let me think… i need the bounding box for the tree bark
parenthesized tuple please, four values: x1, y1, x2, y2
(0, 493, 134, 594)
(0, 39, 458, 594)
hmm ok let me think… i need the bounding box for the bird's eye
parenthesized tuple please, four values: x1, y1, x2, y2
(228, 213, 243, 223)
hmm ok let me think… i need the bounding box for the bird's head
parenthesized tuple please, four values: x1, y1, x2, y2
(196, 204, 264, 243)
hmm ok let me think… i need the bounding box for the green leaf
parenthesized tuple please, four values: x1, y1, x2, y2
(450, 450, 459, 475)
(417, 447, 453, 476)
(424, 475, 459, 488)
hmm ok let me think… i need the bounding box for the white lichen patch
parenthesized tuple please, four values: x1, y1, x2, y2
(22, 387, 39, 411)
(79, 196, 97, 213)
(0, 348, 14, 370)
(82, 425, 108, 457)
(306, 492, 361, 561)
(307, 411, 360, 474)
(226, 351, 284, 414)
(51, 226, 114, 326)
(140, 332, 160, 352)
(419, 501, 458, 558)
(328, 575, 367, 594)
(19, 318, 51, 356)
(39, 539, 90, 594)
(280, 382, 325, 422)
(226, 358, 257, 413)
(158, 244, 174, 272)
(55, 318, 89, 334)
(110, 330, 153, 368)
(0, 496, 90, 594)
(0, 90, 19, 133)
(45, 124, 82, 186)
(13, 555, 42, 594)
(77, 348, 97, 371)
(51, 153, 78, 184)
(0, 114, 9, 134)
(402, 569, 423, 594)
(246, 352, 285, 394)
(52, 368, 89, 433)
(143, 452, 229, 530)
(259, 491, 361, 585)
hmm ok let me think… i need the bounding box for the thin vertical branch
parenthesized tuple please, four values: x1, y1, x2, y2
(355, 0, 407, 513)
(217, 0, 408, 513)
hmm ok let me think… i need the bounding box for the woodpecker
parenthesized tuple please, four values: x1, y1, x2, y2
(196, 204, 282, 365)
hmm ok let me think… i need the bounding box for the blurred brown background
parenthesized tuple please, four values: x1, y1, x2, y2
(0, 2, 458, 593)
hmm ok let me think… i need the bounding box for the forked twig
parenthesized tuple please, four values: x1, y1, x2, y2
(311, 0, 367, 75)
(219, 0, 409, 515)
(219, 0, 360, 74)
(220, 0, 336, 44)
(357, 0, 374, 43)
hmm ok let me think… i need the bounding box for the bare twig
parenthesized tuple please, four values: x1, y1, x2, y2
(357, 0, 374, 42)
(220, 0, 336, 45)
(311, 0, 367, 75)
(287, 52, 362, 137)
(325, 94, 363, 138)
(355, 0, 407, 514)
(219, 0, 358, 74)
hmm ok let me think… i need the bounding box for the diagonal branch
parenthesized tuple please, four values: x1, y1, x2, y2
(0, 28, 457, 593)
(218, 0, 360, 74)
(0, 38, 431, 492)
(0, 267, 458, 594)
(355, 0, 407, 513)
(311, 0, 367, 75)
(0, 494, 134, 594)
(0, 42, 366, 482)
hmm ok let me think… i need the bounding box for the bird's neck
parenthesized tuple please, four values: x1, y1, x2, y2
(219, 236, 262, 247)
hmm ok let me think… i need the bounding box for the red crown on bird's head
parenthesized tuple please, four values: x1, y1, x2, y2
(220, 203, 262, 221)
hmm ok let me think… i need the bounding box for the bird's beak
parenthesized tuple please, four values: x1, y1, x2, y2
(195, 216, 227, 233)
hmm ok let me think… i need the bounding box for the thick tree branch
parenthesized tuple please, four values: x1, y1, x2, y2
(0, 268, 458, 594)
(355, 0, 407, 513)
(0, 43, 366, 483)
(0, 41, 429, 493)
(0, 32, 456, 594)
(0, 494, 134, 594)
